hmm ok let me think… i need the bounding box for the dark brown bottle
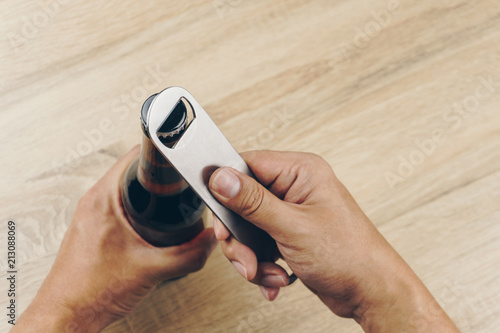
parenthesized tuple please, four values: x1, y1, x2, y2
(121, 94, 205, 246)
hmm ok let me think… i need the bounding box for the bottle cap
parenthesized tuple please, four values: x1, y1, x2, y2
(141, 94, 188, 143)
(157, 100, 188, 140)
(141, 94, 158, 137)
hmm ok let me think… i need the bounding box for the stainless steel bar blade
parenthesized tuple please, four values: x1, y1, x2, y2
(146, 87, 277, 262)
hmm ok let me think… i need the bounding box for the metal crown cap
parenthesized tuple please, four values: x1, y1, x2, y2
(141, 93, 188, 140)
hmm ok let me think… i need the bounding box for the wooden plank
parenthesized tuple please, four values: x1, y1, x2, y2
(1, 0, 499, 332)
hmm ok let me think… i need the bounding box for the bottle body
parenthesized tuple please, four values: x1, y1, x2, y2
(121, 96, 205, 247)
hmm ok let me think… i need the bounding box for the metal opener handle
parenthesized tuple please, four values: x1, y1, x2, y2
(146, 87, 277, 262)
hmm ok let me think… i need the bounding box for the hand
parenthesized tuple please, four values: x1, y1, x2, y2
(12, 146, 217, 333)
(209, 150, 459, 332)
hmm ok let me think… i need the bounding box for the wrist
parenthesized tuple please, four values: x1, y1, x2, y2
(12, 290, 111, 333)
(354, 271, 425, 332)
(353, 254, 458, 333)
(12, 297, 80, 333)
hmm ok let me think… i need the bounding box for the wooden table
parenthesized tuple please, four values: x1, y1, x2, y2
(1, 0, 499, 332)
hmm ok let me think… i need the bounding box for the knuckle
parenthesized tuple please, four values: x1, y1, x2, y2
(238, 182, 266, 219)
(222, 241, 236, 259)
(191, 251, 209, 272)
(301, 153, 329, 169)
(74, 184, 110, 218)
(299, 153, 336, 179)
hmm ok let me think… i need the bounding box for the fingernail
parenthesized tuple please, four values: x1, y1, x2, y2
(231, 260, 247, 280)
(259, 286, 280, 301)
(212, 169, 240, 199)
(212, 216, 219, 238)
(259, 285, 270, 300)
(260, 275, 286, 287)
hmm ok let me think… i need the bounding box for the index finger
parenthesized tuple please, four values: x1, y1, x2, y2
(241, 150, 315, 200)
(240, 150, 306, 186)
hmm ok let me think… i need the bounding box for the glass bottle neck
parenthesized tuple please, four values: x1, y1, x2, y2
(137, 134, 187, 195)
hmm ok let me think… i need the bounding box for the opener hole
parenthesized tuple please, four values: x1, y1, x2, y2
(157, 97, 195, 148)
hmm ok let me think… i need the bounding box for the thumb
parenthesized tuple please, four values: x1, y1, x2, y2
(208, 167, 288, 234)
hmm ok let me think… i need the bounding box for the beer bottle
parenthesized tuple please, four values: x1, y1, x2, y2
(121, 94, 205, 246)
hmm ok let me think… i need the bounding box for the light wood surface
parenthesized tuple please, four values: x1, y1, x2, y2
(1, 0, 500, 332)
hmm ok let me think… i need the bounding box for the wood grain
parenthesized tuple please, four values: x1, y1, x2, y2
(1, 0, 499, 332)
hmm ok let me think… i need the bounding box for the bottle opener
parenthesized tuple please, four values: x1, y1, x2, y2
(145, 87, 277, 262)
